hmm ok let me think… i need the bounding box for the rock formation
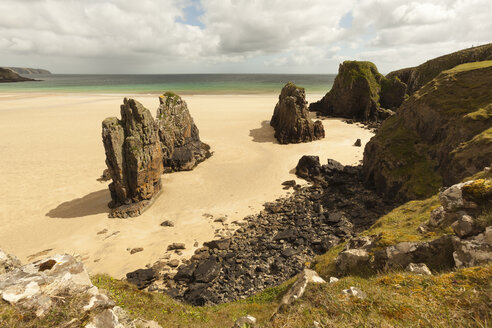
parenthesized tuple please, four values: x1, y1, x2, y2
(335, 179, 492, 275)
(156, 92, 211, 172)
(309, 61, 404, 122)
(0, 67, 36, 82)
(387, 43, 492, 95)
(270, 82, 324, 144)
(0, 251, 161, 327)
(363, 61, 492, 201)
(102, 98, 163, 218)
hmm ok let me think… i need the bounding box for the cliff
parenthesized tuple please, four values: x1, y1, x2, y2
(6, 67, 51, 75)
(309, 61, 405, 122)
(0, 67, 35, 82)
(387, 43, 492, 95)
(363, 61, 492, 201)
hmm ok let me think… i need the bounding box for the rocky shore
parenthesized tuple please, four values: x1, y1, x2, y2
(127, 158, 396, 305)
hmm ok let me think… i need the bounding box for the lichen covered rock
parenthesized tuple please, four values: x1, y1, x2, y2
(271, 82, 324, 144)
(156, 92, 211, 172)
(102, 98, 163, 218)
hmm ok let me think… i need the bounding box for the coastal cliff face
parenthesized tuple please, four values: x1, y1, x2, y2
(363, 61, 492, 201)
(0, 67, 35, 82)
(271, 82, 325, 144)
(309, 61, 405, 122)
(387, 43, 492, 95)
(102, 98, 163, 218)
(5, 67, 51, 75)
(156, 92, 211, 172)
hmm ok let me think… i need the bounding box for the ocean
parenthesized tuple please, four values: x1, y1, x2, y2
(0, 74, 335, 94)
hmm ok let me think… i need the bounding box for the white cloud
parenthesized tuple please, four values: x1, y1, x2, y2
(0, 0, 490, 73)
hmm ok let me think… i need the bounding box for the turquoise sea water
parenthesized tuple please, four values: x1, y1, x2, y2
(0, 74, 334, 94)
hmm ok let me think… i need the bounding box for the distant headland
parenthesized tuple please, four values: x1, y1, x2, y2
(0, 67, 51, 83)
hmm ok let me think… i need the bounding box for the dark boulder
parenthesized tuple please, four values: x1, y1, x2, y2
(295, 155, 321, 181)
(126, 268, 156, 289)
(270, 82, 324, 144)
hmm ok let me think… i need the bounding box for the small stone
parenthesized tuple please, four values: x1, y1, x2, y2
(130, 247, 143, 254)
(406, 263, 432, 276)
(167, 243, 185, 251)
(193, 241, 199, 247)
(214, 217, 227, 223)
(160, 220, 175, 227)
(342, 286, 366, 299)
(167, 259, 180, 268)
(354, 139, 361, 147)
(233, 315, 257, 328)
(175, 251, 183, 256)
(96, 229, 108, 235)
(329, 277, 339, 283)
(451, 215, 478, 238)
(281, 180, 297, 187)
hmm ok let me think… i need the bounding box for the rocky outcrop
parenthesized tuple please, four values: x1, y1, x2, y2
(131, 161, 394, 305)
(156, 92, 211, 172)
(102, 98, 163, 218)
(0, 67, 36, 82)
(5, 67, 51, 75)
(387, 43, 492, 95)
(363, 61, 492, 201)
(0, 251, 160, 327)
(270, 82, 324, 144)
(0, 249, 21, 274)
(309, 61, 403, 122)
(335, 180, 492, 275)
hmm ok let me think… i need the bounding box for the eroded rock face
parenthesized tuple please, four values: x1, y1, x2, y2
(271, 82, 324, 144)
(102, 98, 163, 218)
(0, 248, 21, 274)
(156, 92, 211, 172)
(363, 63, 492, 201)
(309, 61, 403, 123)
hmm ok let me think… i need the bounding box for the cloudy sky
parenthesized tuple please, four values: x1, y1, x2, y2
(0, 0, 490, 74)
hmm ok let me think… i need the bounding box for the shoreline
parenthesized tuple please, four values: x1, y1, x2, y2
(0, 93, 370, 279)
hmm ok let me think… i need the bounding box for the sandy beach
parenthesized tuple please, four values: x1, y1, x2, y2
(0, 93, 373, 278)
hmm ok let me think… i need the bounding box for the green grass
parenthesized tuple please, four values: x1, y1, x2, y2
(340, 61, 383, 98)
(442, 60, 492, 74)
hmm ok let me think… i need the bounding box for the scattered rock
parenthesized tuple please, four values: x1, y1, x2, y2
(126, 268, 156, 290)
(151, 162, 394, 305)
(451, 215, 479, 238)
(97, 229, 108, 235)
(130, 248, 143, 255)
(329, 277, 339, 283)
(233, 315, 257, 328)
(276, 269, 325, 312)
(405, 263, 432, 275)
(0, 249, 21, 274)
(160, 220, 175, 227)
(167, 243, 186, 251)
(342, 286, 367, 299)
(102, 98, 163, 218)
(167, 259, 180, 268)
(336, 248, 370, 276)
(270, 82, 324, 144)
(156, 92, 211, 172)
(453, 227, 492, 268)
(354, 139, 361, 147)
(214, 217, 227, 223)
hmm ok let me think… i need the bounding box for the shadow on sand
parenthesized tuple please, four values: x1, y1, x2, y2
(46, 189, 110, 219)
(249, 120, 278, 144)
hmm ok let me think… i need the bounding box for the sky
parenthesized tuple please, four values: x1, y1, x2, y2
(0, 0, 490, 74)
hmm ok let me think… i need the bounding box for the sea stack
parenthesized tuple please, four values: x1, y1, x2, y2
(309, 61, 405, 122)
(270, 82, 325, 144)
(156, 92, 211, 172)
(102, 98, 163, 218)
